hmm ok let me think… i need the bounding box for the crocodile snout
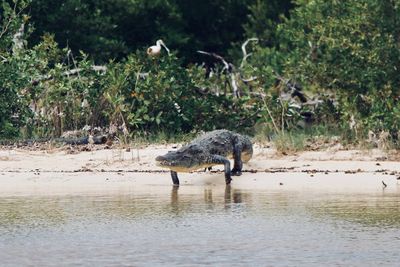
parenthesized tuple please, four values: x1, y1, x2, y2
(155, 155, 168, 166)
(155, 155, 165, 162)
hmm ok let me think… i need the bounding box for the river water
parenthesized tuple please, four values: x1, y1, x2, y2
(1, 185, 400, 266)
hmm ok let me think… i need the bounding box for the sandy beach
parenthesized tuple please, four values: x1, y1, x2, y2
(1, 144, 399, 196)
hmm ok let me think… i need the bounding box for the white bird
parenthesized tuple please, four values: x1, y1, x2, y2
(147, 39, 170, 57)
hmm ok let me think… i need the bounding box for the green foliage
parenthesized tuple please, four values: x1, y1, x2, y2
(280, 0, 400, 92)
(28, 0, 263, 63)
(101, 52, 259, 135)
(0, 64, 30, 138)
(0, 0, 32, 138)
(1, 0, 400, 148)
(276, 0, 400, 137)
(1, 8, 261, 139)
(29, 0, 132, 61)
(243, 0, 293, 46)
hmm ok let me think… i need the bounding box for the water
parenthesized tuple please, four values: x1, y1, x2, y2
(1, 185, 400, 266)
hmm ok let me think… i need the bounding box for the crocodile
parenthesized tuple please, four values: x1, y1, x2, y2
(155, 129, 253, 186)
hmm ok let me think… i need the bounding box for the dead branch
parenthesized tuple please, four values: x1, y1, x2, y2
(241, 76, 257, 83)
(197, 50, 231, 72)
(273, 71, 307, 103)
(31, 65, 108, 86)
(240, 38, 258, 68)
(12, 23, 25, 53)
(63, 65, 108, 76)
(197, 39, 260, 98)
(197, 50, 241, 97)
(0, 55, 8, 63)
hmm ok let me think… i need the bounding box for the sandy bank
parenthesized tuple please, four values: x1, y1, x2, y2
(0, 145, 399, 196)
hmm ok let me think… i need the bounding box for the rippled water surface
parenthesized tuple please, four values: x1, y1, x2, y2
(1, 185, 400, 266)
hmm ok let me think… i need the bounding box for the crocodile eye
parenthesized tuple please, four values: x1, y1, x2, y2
(190, 145, 203, 153)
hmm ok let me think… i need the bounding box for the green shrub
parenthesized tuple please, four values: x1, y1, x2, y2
(102, 52, 260, 136)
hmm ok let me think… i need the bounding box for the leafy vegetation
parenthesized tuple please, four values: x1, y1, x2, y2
(0, 0, 399, 149)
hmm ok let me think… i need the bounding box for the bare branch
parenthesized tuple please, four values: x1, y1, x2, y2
(63, 65, 107, 76)
(0, 55, 8, 63)
(197, 50, 242, 97)
(197, 50, 230, 72)
(231, 73, 239, 98)
(12, 23, 25, 53)
(92, 66, 108, 72)
(240, 38, 258, 68)
(273, 70, 308, 103)
(31, 65, 108, 85)
(241, 76, 257, 83)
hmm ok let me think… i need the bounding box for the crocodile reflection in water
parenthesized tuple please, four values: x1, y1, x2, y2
(169, 185, 249, 214)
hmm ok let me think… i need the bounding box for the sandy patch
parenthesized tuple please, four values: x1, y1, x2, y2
(0, 145, 399, 196)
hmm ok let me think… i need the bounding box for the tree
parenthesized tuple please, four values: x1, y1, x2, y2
(0, 0, 32, 138)
(243, 0, 293, 47)
(278, 0, 400, 134)
(28, 0, 293, 63)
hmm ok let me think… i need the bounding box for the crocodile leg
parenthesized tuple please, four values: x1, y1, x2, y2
(203, 166, 212, 172)
(171, 170, 180, 186)
(210, 155, 232, 184)
(231, 142, 243, 176)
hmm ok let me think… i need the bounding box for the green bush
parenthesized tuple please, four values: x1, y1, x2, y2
(102, 52, 260, 136)
(247, 0, 400, 142)
(0, 1, 32, 139)
(1, 0, 399, 148)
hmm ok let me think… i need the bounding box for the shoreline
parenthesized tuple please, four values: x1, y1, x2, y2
(1, 145, 399, 196)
